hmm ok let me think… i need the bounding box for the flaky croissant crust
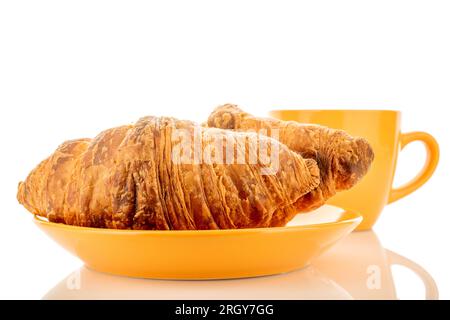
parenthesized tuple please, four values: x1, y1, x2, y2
(18, 116, 321, 230)
(207, 104, 375, 212)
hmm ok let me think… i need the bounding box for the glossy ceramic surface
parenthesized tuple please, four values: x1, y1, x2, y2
(34, 205, 361, 280)
(269, 109, 439, 230)
(43, 230, 438, 300)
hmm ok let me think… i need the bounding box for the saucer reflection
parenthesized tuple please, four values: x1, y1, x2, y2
(44, 266, 351, 300)
(43, 231, 438, 300)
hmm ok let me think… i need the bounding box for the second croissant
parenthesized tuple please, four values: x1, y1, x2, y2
(207, 104, 375, 212)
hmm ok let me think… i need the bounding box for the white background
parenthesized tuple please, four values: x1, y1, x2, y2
(0, 0, 448, 299)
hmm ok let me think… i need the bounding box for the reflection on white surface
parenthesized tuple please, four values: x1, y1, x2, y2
(313, 231, 438, 299)
(43, 231, 438, 300)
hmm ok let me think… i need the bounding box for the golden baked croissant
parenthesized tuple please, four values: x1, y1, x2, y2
(17, 116, 321, 230)
(207, 104, 374, 211)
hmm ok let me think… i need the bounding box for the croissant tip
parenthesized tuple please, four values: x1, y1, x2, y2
(334, 137, 374, 190)
(207, 104, 243, 129)
(358, 137, 375, 163)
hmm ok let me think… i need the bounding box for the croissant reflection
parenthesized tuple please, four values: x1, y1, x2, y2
(43, 231, 438, 300)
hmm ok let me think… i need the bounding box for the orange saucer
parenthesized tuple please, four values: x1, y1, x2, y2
(34, 205, 361, 280)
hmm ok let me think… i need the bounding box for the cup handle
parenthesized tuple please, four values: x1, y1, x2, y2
(385, 249, 439, 300)
(388, 131, 439, 204)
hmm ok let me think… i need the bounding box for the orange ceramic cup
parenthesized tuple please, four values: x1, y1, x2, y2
(269, 110, 439, 230)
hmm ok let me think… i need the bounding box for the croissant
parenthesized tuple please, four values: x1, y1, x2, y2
(207, 104, 374, 212)
(17, 116, 321, 230)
